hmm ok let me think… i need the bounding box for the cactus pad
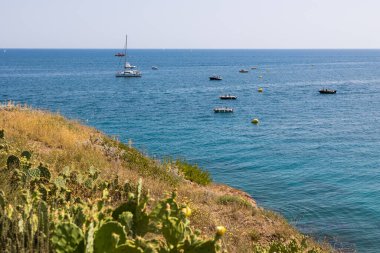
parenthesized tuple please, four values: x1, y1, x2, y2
(39, 165, 51, 181)
(94, 221, 126, 253)
(28, 168, 41, 178)
(21, 150, 32, 160)
(51, 222, 84, 253)
(7, 155, 20, 170)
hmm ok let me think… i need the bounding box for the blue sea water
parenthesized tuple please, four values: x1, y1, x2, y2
(1, 49, 380, 252)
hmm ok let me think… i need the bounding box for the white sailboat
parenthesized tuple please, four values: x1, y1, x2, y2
(115, 35, 142, 77)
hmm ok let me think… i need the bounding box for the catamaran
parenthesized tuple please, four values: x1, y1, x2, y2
(115, 35, 142, 77)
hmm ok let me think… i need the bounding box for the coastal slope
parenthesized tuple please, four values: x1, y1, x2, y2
(0, 104, 329, 252)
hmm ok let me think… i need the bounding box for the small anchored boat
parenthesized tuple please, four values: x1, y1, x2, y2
(152, 66, 159, 70)
(116, 70, 142, 77)
(219, 95, 237, 100)
(115, 52, 125, 57)
(239, 69, 249, 73)
(214, 107, 234, 113)
(319, 89, 336, 94)
(209, 75, 222, 80)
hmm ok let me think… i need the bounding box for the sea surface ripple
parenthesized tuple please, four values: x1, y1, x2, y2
(1, 49, 380, 252)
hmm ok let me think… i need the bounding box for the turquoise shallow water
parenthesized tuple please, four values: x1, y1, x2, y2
(1, 49, 380, 252)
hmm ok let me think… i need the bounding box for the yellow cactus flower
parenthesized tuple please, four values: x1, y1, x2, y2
(216, 226, 227, 236)
(5, 204, 14, 218)
(181, 206, 192, 217)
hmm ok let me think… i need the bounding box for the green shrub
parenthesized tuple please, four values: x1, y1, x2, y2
(249, 230, 261, 242)
(216, 195, 251, 208)
(105, 137, 180, 186)
(174, 159, 212, 186)
(253, 237, 323, 253)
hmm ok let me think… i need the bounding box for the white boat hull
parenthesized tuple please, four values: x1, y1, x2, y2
(115, 70, 142, 77)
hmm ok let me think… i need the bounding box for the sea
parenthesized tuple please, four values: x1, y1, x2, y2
(1, 49, 380, 252)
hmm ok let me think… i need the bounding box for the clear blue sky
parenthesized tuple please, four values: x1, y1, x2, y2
(1, 0, 379, 49)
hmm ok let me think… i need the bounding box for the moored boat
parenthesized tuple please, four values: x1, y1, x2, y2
(115, 52, 125, 57)
(152, 66, 159, 70)
(219, 95, 237, 100)
(214, 107, 234, 113)
(239, 69, 249, 73)
(116, 70, 142, 77)
(319, 89, 336, 94)
(209, 75, 222, 80)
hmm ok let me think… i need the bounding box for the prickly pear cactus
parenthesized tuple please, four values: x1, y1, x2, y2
(71, 205, 86, 228)
(7, 155, 20, 170)
(86, 222, 95, 253)
(112, 203, 132, 221)
(38, 164, 51, 181)
(122, 180, 134, 194)
(111, 180, 150, 237)
(0, 153, 228, 253)
(88, 166, 99, 180)
(84, 178, 94, 189)
(51, 222, 84, 253)
(21, 150, 32, 160)
(61, 166, 71, 178)
(37, 200, 49, 235)
(69, 171, 78, 184)
(117, 211, 134, 234)
(93, 221, 126, 253)
(182, 239, 221, 253)
(28, 168, 41, 178)
(0, 191, 6, 210)
(54, 176, 67, 189)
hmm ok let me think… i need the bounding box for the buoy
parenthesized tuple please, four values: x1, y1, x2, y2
(251, 118, 260, 124)
(258, 87, 263, 92)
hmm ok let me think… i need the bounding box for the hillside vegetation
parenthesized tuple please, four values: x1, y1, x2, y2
(0, 103, 330, 252)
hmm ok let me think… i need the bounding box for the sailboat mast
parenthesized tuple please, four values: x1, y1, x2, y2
(124, 34, 128, 66)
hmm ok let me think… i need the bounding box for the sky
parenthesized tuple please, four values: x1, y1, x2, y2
(1, 0, 380, 49)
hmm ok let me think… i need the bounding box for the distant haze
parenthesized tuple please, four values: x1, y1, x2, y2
(1, 0, 380, 49)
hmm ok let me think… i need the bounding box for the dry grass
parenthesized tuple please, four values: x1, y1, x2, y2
(0, 104, 331, 252)
(0, 103, 112, 177)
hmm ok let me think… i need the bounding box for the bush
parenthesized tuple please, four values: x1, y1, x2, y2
(216, 195, 252, 208)
(253, 237, 323, 253)
(174, 159, 212, 186)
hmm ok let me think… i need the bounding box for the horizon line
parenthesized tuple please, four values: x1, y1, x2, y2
(2, 47, 380, 50)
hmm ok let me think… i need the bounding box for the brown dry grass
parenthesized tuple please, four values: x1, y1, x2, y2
(0, 104, 331, 252)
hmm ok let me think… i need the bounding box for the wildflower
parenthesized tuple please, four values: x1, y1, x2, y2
(181, 206, 192, 217)
(5, 204, 14, 218)
(216, 226, 227, 236)
(102, 188, 109, 200)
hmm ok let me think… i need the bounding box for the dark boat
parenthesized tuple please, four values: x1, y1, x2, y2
(214, 107, 233, 113)
(319, 89, 336, 94)
(219, 95, 237, 100)
(209, 75, 222, 80)
(239, 69, 249, 73)
(115, 53, 125, 57)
